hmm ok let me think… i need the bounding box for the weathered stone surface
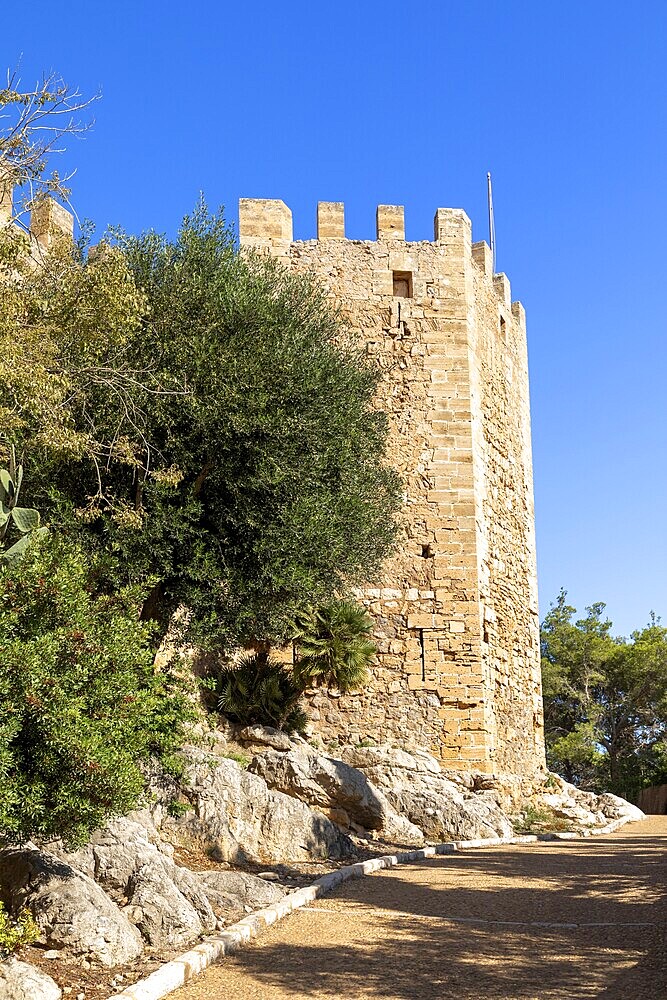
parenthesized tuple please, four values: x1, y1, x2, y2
(532, 776, 645, 829)
(387, 771, 513, 841)
(239, 725, 294, 752)
(198, 870, 285, 921)
(239, 199, 545, 776)
(340, 745, 443, 776)
(0, 849, 143, 967)
(248, 749, 387, 828)
(47, 815, 216, 949)
(338, 744, 513, 841)
(49, 815, 172, 889)
(163, 749, 354, 863)
(249, 748, 423, 844)
(124, 864, 207, 949)
(595, 792, 644, 823)
(0, 958, 61, 1000)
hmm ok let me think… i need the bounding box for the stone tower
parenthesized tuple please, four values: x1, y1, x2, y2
(239, 198, 545, 776)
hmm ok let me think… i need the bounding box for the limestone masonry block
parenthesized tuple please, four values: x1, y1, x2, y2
(511, 300, 526, 327)
(317, 202, 345, 239)
(472, 241, 493, 277)
(433, 208, 472, 246)
(30, 196, 74, 247)
(493, 272, 512, 308)
(376, 204, 405, 241)
(239, 199, 293, 254)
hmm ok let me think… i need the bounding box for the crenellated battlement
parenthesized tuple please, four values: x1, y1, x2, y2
(238, 198, 519, 314)
(238, 194, 543, 775)
(0, 175, 74, 252)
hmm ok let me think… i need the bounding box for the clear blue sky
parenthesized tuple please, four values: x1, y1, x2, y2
(5, 1, 666, 636)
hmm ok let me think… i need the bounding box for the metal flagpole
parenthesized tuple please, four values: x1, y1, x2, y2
(487, 171, 496, 273)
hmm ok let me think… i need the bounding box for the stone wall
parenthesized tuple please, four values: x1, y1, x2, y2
(241, 198, 545, 776)
(0, 178, 74, 255)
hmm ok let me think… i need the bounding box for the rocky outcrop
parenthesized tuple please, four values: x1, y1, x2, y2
(529, 775, 645, 828)
(248, 748, 424, 844)
(0, 849, 143, 967)
(0, 732, 645, 991)
(162, 749, 354, 863)
(48, 816, 216, 949)
(0, 958, 61, 1000)
(239, 725, 294, 752)
(338, 745, 514, 841)
(595, 792, 644, 822)
(198, 870, 285, 922)
(124, 863, 210, 949)
(0, 746, 355, 977)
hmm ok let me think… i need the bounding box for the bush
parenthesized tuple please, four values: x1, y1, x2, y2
(29, 205, 401, 653)
(512, 805, 573, 835)
(210, 599, 376, 734)
(215, 651, 308, 734)
(0, 535, 195, 846)
(0, 903, 38, 959)
(292, 599, 376, 692)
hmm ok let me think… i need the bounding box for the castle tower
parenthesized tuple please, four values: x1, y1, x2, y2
(0, 177, 74, 255)
(239, 198, 545, 776)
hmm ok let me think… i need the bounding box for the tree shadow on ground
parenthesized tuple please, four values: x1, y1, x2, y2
(216, 835, 667, 1000)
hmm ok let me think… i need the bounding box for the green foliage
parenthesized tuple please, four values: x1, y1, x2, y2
(0, 902, 39, 959)
(221, 749, 251, 769)
(166, 799, 194, 819)
(0, 446, 47, 565)
(512, 805, 573, 835)
(541, 590, 667, 797)
(215, 651, 308, 735)
(0, 535, 196, 846)
(211, 599, 374, 734)
(27, 203, 400, 653)
(291, 599, 376, 692)
(0, 228, 150, 459)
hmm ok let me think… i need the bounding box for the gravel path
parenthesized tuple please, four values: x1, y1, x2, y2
(173, 816, 667, 1000)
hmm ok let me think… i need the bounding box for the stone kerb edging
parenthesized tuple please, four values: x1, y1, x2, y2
(111, 816, 636, 1000)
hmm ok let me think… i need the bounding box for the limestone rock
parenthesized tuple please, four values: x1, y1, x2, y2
(339, 745, 513, 841)
(48, 816, 216, 950)
(596, 792, 644, 823)
(248, 749, 386, 829)
(238, 725, 294, 752)
(533, 775, 645, 829)
(341, 745, 442, 776)
(0, 958, 61, 1000)
(162, 749, 354, 863)
(0, 848, 143, 967)
(124, 864, 206, 949)
(198, 870, 285, 921)
(248, 748, 424, 844)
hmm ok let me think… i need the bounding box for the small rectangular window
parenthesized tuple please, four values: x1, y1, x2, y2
(393, 271, 412, 297)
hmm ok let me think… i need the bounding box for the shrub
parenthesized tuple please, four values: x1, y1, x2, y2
(29, 205, 401, 654)
(215, 652, 308, 734)
(292, 599, 376, 692)
(0, 535, 195, 847)
(210, 600, 375, 734)
(512, 805, 573, 835)
(0, 903, 39, 959)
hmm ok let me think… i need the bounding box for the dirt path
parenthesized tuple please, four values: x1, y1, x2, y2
(173, 817, 667, 1000)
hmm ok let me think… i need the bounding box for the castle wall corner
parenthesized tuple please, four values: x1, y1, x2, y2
(238, 197, 545, 776)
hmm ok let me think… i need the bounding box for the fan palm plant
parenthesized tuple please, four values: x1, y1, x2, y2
(291, 599, 376, 692)
(216, 650, 307, 734)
